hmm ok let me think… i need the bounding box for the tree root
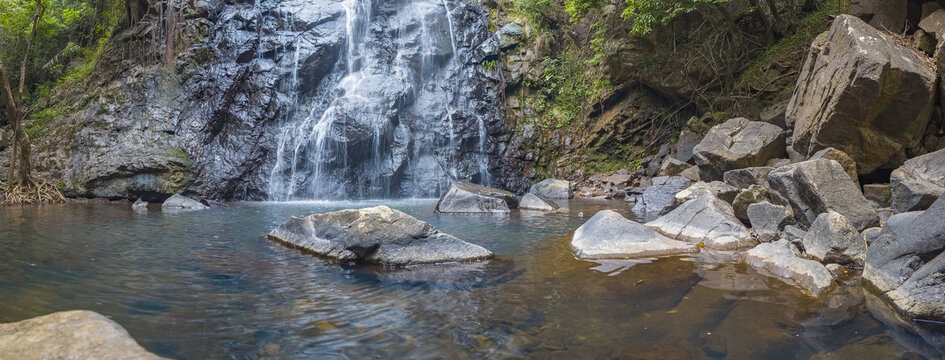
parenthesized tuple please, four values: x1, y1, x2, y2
(2, 177, 65, 205)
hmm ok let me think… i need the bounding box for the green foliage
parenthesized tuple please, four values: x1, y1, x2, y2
(530, 50, 612, 129)
(621, 0, 728, 35)
(482, 59, 499, 72)
(166, 147, 189, 161)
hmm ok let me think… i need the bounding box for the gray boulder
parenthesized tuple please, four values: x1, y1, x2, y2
(692, 118, 786, 180)
(862, 227, 882, 247)
(660, 158, 690, 177)
(519, 193, 558, 212)
(723, 166, 773, 190)
(802, 211, 866, 266)
(269, 206, 493, 265)
(674, 181, 738, 204)
(743, 240, 835, 297)
(675, 130, 703, 163)
(161, 194, 208, 210)
(132, 198, 148, 211)
(767, 158, 879, 231)
(809, 147, 859, 187)
(631, 176, 691, 221)
(732, 184, 769, 222)
(0, 310, 166, 359)
(570, 210, 699, 259)
(436, 181, 518, 213)
(890, 148, 945, 213)
(494, 22, 525, 50)
(788, 15, 936, 175)
(529, 178, 573, 199)
(863, 195, 945, 321)
(747, 201, 794, 243)
(680, 166, 701, 182)
(647, 195, 757, 250)
(849, 0, 907, 33)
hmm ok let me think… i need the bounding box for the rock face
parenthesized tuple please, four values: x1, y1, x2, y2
(692, 118, 786, 180)
(744, 240, 835, 297)
(767, 158, 879, 231)
(161, 194, 208, 210)
(787, 15, 937, 175)
(570, 210, 698, 259)
(269, 206, 493, 265)
(802, 211, 866, 266)
(631, 176, 691, 221)
(890, 148, 945, 213)
(519, 193, 559, 212)
(529, 178, 573, 199)
(436, 181, 519, 213)
(647, 195, 757, 250)
(747, 201, 794, 243)
(0, 310, 165, 359)
(864, 195, 945, 321)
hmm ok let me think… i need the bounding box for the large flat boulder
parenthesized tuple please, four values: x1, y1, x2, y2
(161, 194, 208, 210)
(802, 211, 866, 266)
(787, 15, 937, 174)
(269, 206, 493, 265)
(519, 193, 559, 212)
(744, 240, 835, 297)
(630, 176, 691, 221)
(647, 195, 757, 250)
(529, 178, 573, 199)
(767, 158, 879, 231)
(863, 195, 945, 321)
(436, 181, 518, 213)
(570, 210, 699, 259)
(890, 148, 945, 213)
(0, 310, 165, 359)
(692, 118, 786, 181)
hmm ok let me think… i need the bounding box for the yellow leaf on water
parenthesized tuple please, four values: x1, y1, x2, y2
(697, 242, 706, 248)
(315, 321, 336, 331)
(667, 309, 678, 314)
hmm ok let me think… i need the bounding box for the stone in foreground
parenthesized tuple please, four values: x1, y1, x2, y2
(630, 176, 691, 221)
(519, 193, 559, 212)
(787, 15, 936, 174)
(570, 210, 698, 259)
(529, 178, 573, 199)
(744, 240, 835, 297)
(161, 194, 208, 210)
(802, 211, 866, 266)
(0, 310, 165, 360)
(864, 195, 945, 322)
(747, 201, 794, 243)
(269, 206, 493, 265)
(647, 195, 757, 250)
(767, 158, 879, 231)
(436, 181, 518, 213)
(692, 118, 786, 180)
(890, 148, 945, 213)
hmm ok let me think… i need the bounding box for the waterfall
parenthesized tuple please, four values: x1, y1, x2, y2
(266, 0, 494, 200)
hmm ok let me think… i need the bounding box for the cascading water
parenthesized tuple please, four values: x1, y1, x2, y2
(266, 0, 495, 200)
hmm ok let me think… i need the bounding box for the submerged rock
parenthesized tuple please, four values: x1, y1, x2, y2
(0, 310, 165, 359)
(269, 206, 493, 265)
(132, 198, 148, 211)
(787, 15, 936, 174)
(802, 211, 866, 266)
(161, 194, 208, 210)
(519, 193, 559, 212)
(631, 176, 691, 221)
(570, 210, 698, 259)
(890, 148, 945, 213)
(436, 181, 518, 214)
(647, 195, 756, 250)
(863, 195, 945, 322)
(692, 118, 786, 181)
(529, 178, 573, 199)
(767, 158, 879, 231)
(743, 240, 835, 297)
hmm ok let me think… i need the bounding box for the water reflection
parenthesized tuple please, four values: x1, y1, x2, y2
(0, 200, 942, 359)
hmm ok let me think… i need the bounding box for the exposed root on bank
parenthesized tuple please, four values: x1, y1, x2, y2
(2, 177, 65, 205)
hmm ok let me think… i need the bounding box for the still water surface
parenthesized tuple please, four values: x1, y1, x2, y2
(1, 199, 943, 359)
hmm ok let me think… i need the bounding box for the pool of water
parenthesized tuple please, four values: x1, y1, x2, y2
(1, 199, 944, 359)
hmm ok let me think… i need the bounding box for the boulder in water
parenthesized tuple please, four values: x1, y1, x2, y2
(570, 210, 699, 259)
(0, 310, 166, 359)
(692, 117, 786, 180)
(269, 206, 493, 265)
(767, 158, 879, 231)
(519, 193, 559, 212)
(161, 194, 208, 210)
(743, 240, 835, 297)
(132, 198, 148, 211)
(436, 181, 518, 213)
(529, 178, 573, 199)
(890, 148, 945, 213)
(647, 195, 757, 250)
